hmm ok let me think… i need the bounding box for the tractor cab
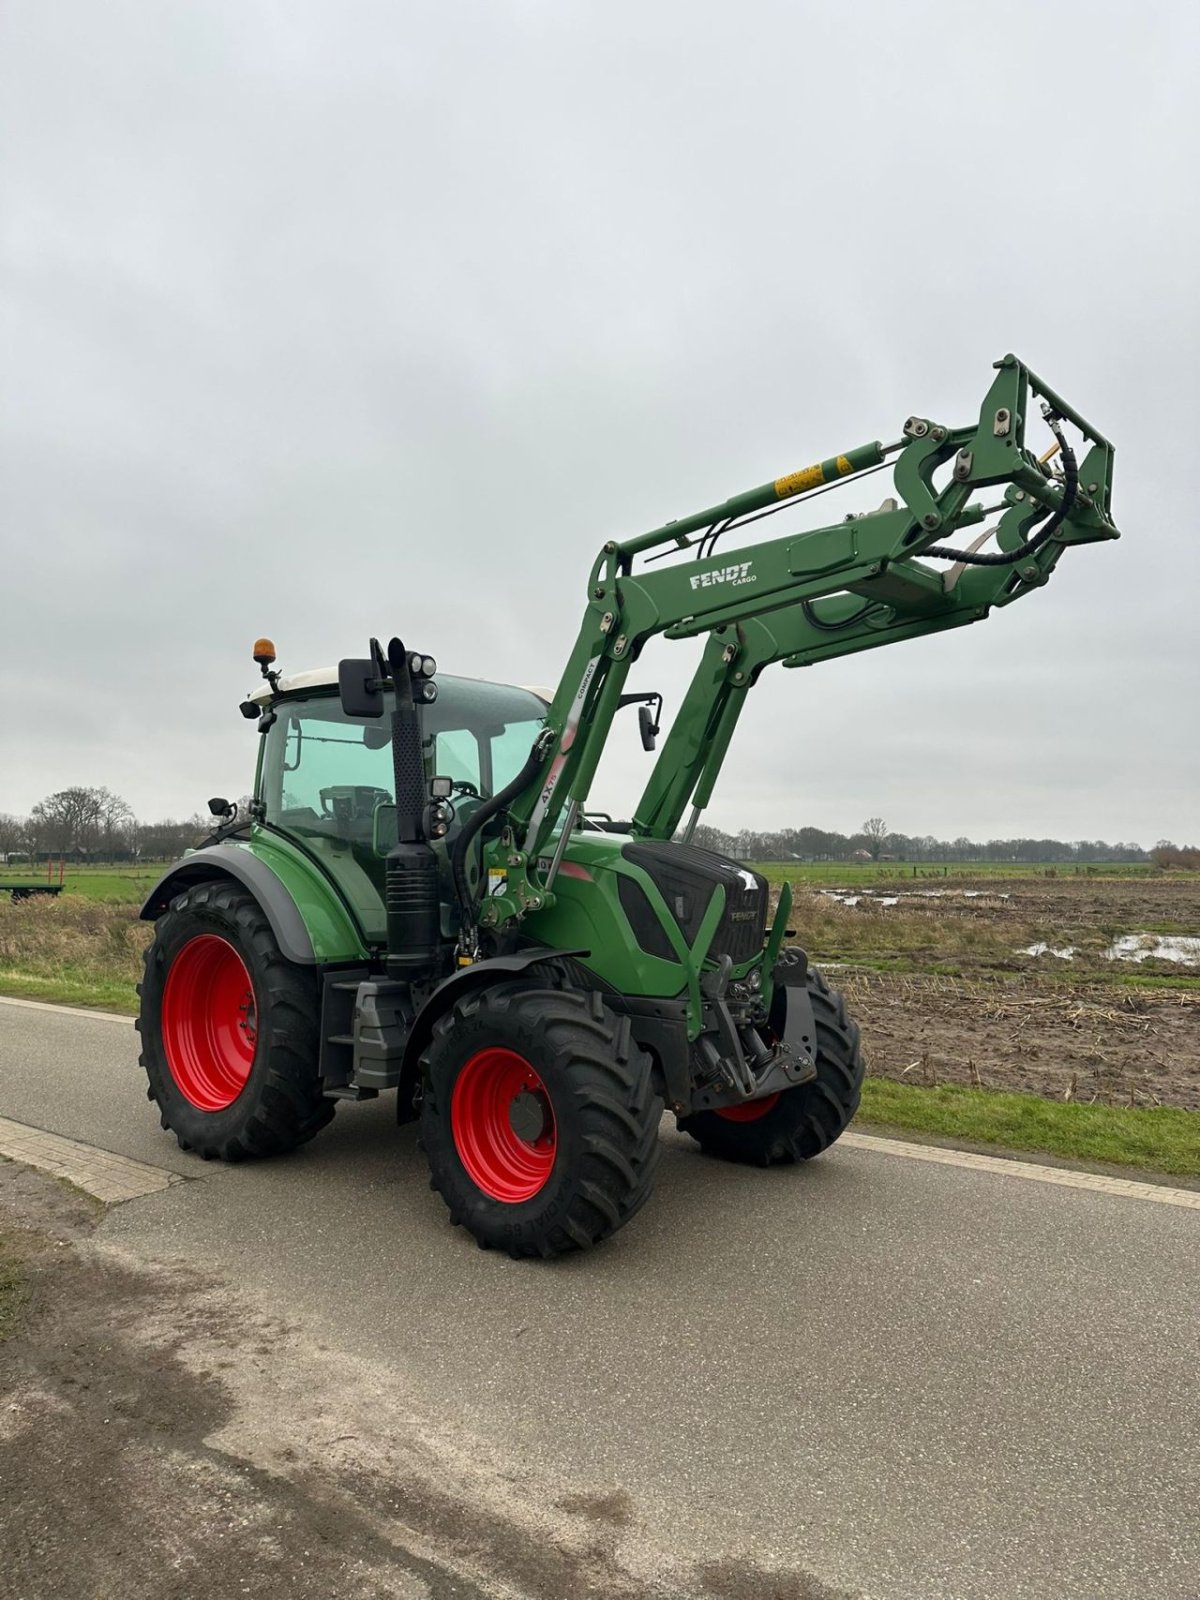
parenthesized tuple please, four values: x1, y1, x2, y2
(247, 668, 548, 943)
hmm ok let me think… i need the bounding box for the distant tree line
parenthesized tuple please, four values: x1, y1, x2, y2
(691, 817, 1166, 866)
(1150, 842, 1200, 870)
(2, 790, 1194, 872)
(0, 787, 206, 864)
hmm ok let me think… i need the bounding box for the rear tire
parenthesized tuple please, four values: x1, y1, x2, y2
(678, 965, 863, 1165)
(137, 881, 334, 1161)
(419, 982, 662, 1257)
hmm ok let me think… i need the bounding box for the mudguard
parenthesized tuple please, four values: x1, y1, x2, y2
(140, 845, 317, 965)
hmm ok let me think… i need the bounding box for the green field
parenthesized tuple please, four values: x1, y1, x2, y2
(0, 865, 160, 904)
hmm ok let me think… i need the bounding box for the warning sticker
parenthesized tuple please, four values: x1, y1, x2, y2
(487, 869, 508, 898)
(774, 463, 824, 498)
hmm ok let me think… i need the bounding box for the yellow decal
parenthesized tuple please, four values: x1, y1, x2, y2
(487, 869, 508, 898)
(836, 454, 854, 476)
(774, 463, 824, 498)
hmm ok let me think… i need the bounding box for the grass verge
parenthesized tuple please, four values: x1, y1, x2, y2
(0, 896, 146, 1015)
(0, 971, 138, 1013)
(859, 1079, 1200, 1179)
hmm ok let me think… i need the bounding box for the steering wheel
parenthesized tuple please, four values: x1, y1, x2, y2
(319, 785, 392, 820)
(449, 779, 485, 800)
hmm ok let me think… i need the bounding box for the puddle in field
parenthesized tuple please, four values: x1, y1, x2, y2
(915, 888, 1011, 900)
(1105, 933, 1200, 966)
(818, 888, 1010, 909)
(1021, 942, 1078, 960)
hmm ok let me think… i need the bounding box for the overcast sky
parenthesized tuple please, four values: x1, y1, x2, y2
(2, 0, 1197, 846)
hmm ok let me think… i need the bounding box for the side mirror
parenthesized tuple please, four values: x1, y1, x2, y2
(618, 691, 663, 752)
(338, 657, 384, 718)
(208, 796, 235, 819)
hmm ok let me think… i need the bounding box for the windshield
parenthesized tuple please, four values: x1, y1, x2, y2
(259, 676, 547, 850)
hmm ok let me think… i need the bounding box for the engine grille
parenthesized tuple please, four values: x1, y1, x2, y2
(621, 841, 769, 965)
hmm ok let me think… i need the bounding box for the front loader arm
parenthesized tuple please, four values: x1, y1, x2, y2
(632, 519, 1060, 841)
(478, 356, 1117, 930)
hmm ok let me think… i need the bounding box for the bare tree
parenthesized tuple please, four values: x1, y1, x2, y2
(133, 815, 207, 861)
(0, 813, 28, 861)
(30, 786, 133, 859)
(861, 816, 890, 860)
(98, 790, 135, 858)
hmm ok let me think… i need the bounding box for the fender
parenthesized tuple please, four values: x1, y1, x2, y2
(140, 845, 316, 965)
(397, 946, 588, 1118)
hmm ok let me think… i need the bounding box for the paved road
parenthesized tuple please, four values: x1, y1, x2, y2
(2, 996, 1198, 1599)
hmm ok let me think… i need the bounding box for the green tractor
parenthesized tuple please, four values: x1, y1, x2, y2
(137, 356, 1117, 1256)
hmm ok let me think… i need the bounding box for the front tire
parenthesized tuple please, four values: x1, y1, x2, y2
(679, 965, 863, 1165)
(419, 982, 662, 1257)
(137, 880, 334, 1161)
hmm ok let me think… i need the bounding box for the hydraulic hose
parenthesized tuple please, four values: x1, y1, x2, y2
(451, 732, 550, 936)
(923, 412, 1078, 566)
(800, 598, 886, 633)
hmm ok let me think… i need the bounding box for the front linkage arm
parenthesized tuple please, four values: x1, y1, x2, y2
(479, 356, 1117, 929)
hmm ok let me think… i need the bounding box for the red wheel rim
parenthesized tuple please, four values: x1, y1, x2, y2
(161, 935, 257, 1112)
(716, 1092, 781, 1123)
(451, 1047, 557, 1203)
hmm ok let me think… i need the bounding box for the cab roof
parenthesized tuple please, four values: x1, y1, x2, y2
(249, 667, 554, 707)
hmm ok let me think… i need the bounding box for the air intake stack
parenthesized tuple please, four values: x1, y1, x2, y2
(384, 637, 440, 976)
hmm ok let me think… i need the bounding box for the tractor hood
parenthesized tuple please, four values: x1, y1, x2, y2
(527, 830, 769, 1000)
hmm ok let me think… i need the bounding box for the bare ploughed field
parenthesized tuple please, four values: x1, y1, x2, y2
(783, 875, 1200, 1111)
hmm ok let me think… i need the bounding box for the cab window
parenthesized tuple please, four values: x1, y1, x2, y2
(260, 676, 547, 849)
